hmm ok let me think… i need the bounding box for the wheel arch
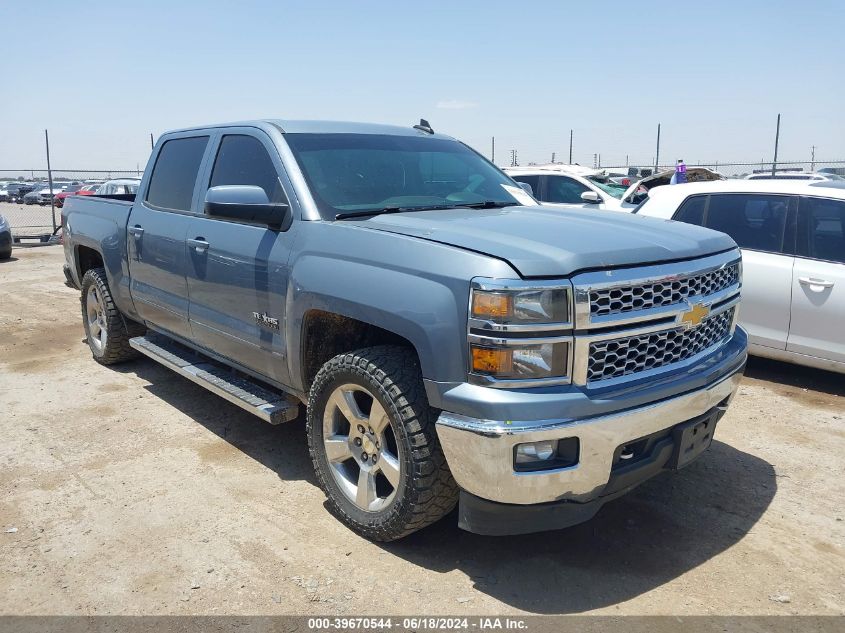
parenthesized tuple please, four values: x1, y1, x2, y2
(297, 310, 422, 394)
(75, 244, 104, 279)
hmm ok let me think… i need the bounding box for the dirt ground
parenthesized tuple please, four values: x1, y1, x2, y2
(1, 245, 843, 616)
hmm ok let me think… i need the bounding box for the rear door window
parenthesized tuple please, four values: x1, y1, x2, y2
(703, 194, 791, 253)
(145, 136, 209, 212)
(800, 197, 845, 264)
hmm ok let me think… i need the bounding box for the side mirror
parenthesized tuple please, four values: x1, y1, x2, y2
(204, 185, 291, 230)
(518, 182, 534, 196)
(580, 191, 601, 203)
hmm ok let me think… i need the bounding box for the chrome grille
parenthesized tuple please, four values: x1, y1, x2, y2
(589, 263, 739, 317)
(587, 307, 735, 382)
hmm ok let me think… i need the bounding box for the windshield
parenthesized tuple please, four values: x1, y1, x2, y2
(284, 133, 523, 218)
(586, 176, 627, 199)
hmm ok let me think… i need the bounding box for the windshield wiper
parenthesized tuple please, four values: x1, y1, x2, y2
(335, 204, 457, 220)
(334, 200, 516, 220)
(459, 200, 516, 209)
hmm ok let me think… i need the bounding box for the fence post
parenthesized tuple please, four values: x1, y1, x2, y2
(45, 129, 56, 234)
(771, 114, 781, 177)
(655, 123, 661, 174)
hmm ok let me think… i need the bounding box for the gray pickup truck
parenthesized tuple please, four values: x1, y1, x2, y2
(62, 119, 747, 541)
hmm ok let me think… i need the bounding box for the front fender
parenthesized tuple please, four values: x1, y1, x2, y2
(286, 254, 469, 391)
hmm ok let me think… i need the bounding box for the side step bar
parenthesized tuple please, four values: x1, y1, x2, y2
(129, 333, 300, 424)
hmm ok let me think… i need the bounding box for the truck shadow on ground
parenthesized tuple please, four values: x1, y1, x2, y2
(117, 360, 316, 486)
(117, 358, 777, 614)
(381, 440, 776, 613)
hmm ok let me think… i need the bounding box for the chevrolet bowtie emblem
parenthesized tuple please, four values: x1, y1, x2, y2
(681, 303, 710, 328)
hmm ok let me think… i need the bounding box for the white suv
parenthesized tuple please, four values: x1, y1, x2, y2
(634, 180, 845, 374)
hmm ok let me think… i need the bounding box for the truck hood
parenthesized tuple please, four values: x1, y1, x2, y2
(355, 205, 736, 277)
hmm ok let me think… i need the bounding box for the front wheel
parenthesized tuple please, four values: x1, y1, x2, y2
(307, 346, 458, 541)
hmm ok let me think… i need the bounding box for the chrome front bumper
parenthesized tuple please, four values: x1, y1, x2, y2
(435, 364, 744, 505)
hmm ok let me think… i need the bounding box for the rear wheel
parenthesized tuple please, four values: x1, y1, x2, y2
(80, 267, 145, 365)
(307, 346, 458, 541)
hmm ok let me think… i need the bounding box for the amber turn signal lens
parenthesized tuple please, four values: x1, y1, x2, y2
(470, 346, 513, 375)
(472, 292, 512, 319)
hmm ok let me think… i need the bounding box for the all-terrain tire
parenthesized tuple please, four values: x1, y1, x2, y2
(80, 267, 146, 365)
(307, 345, 458, 541)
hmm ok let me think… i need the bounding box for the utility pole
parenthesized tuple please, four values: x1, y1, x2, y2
(593, 153, 598, 168)
(150, 132, 155, 150)
(626, 154, 629, 167)
(45, 129, 57, 234)
(655, 123, 661, 174)
(598, 153, 601, 168)
(491, 137, 495, 164)
(811, 145, 816, 172)
(510, 149, 518, 167)
(569, 129, 573, 164)
(771, 113, 781, 176)
(551, 152, 556, 163)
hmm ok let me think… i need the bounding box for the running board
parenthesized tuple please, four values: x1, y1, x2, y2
(129, 333, 300, 424)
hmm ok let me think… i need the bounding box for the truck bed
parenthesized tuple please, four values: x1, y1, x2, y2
(62, 193, 134, 293)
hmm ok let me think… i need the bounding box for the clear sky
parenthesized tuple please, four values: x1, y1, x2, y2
(2, 0, 843, 171)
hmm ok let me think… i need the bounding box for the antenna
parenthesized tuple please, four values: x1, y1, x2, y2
(413, 119, 434, 134)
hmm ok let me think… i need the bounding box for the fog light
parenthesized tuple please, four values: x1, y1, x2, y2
(515, 440, 557, 464)
(514, 437, 579, 472)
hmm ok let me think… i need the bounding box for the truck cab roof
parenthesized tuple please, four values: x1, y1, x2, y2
(166, 119, 457, 141)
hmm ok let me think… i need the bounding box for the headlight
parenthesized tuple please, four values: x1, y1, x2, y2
(468, 279, 573, 385)
(470, 287, 570, 325)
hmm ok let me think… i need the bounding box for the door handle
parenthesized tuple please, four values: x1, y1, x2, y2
(188, 238, 209, 253)
(798, 276, 835, 289)
(128, 226, 144, 239)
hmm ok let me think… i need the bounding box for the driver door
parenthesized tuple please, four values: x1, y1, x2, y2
(185, 130, 300, 385)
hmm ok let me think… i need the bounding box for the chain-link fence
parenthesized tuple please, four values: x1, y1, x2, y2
(0, 169, 143, 240)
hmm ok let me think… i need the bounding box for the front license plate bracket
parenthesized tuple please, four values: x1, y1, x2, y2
(669, 413, 717, 470)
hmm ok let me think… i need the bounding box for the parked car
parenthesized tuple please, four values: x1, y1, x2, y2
(56, 184, 100, 208)
(0, 214, 11, 259)
(0, 183, 10, 202)
(23, 185, 49, 205)
(95, 178, 141, 195)
(634, 179, 845, 374)
(25, 184, 63, 205)
(7, 182, 39, 203)
(506, 165, 724, 212)
(63, 119, 746, 540)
